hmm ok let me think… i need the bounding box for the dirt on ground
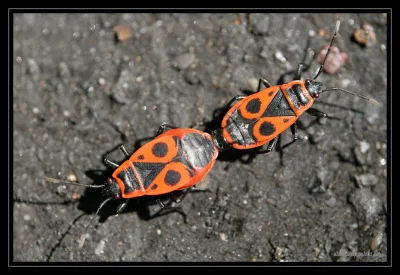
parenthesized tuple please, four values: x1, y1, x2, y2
(12, 12, 389, 264)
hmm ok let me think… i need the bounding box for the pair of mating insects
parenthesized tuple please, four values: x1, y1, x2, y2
(44, 20, 378, 225)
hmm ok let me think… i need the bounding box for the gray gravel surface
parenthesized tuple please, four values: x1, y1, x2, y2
(12, 12, 389, 264)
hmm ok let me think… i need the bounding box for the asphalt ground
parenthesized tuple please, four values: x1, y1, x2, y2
(12, 12, 389, 264)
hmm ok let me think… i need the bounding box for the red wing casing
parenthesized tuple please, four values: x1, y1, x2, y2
(112, 129, 219, 198)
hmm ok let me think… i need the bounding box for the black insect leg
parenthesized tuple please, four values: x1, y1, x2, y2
(294, 63, 308, 80)
(105, 145, 133, 169)
(116, 199, 131, 214)
(267, 124, 299, 166)
(156, 198, 166, 209)
(119, 144, 131, 158)
(294, 35, 314, 80)
(280, 123, 298, 150)
(226, 95, 247, 108)
(169, 185, 212, 202)
(251, 124, 297, 166)
(254, 137, 279, 155)
(131, 123, 180, 151)
(255, 124, 299, 154)
(155, 122, 179, 136)
(170, 189, 190, 204)
(152, 187, 208, 223)
(306, 107, 328, 118)
(224, 78, 273, 110)
(104, 158, 119, 169)
(103, 145, 129, 173)
(257, 77, 273, 91)
(190, 185, 213, 194)
(153, 198, 188, 223)
(158, 188, 194, 208)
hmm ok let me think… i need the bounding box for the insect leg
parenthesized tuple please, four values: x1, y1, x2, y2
(155, 122, 179, 136)
(104, 145, 129, 170)
(119, 144, 131, 158)
(294, 33, 314, 80)
(255, 137, 279, 154)
(257, 77, 273, 91)
(157, 188, 192, 206)
(294, 63, 308, 80)
(170, 185, 212, 203)
(104, 158, 120, 169)
(170, 189, 190, 204)
(189, 186, 213, 194)
(155, 198, 166, 209)
(306, 107, 328, 118)
(153, 198, 188, 223)
(224, 78, 272, 110)
(116, 199, 131, 214)
(266, 137, 279, 153)
(280, 123, 298, 150)
(226, 95, 247, 108)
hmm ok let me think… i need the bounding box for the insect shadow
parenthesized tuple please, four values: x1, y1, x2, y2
(14, 142, 200, 262)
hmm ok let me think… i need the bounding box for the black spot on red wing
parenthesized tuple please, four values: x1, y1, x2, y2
(268, 91, 274, 97)
(165, 170, 181, 186)
(259, 121, 276, 136)
(151, 184, 158, 190)
(138, 155, 144, 160)
(245, 98, 261, 114)
(152, 142, 168, 158)
(283, 118, 289, 123)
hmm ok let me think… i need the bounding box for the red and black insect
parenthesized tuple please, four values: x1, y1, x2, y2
(214, 21, 378, 153)
(44, 123, 221, 224)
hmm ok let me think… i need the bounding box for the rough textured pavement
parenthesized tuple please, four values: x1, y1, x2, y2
(12, 13, 389, 263)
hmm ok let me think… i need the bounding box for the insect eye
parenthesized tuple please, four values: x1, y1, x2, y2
(305, 78, 311, 85)
(315, 93, 320, 99)
(107, 178, 113, 184)
(114, 194, 120, 200)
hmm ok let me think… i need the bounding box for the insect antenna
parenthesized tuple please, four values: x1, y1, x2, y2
(44, 176, 115, 229)
(321, 87, 381, 106)
(313, 20, 341, 80)
(85, 196, 113, 230)
(43, 176, 105, 188)
(46, 213, 86, 262)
